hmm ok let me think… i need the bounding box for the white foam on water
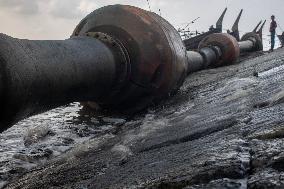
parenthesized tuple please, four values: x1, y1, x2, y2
(270, 90, 284, 105)
(122, 114, 169, 146)
(0, 102, 123, 184)
(259, 64, 284, 78)
(222, 78, 258, 92)
(112, 145, 133, 156)
(65, 134, 114, 160)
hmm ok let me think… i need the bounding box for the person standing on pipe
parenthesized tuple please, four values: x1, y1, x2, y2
(270, 15, 277, 52)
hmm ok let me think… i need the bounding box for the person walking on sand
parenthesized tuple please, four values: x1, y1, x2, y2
(270, 15, 277, 51)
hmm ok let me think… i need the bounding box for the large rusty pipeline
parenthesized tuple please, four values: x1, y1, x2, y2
(185, 31, 262, 73)
(0, 5, 187, 131)
(0, 5, 263, 132)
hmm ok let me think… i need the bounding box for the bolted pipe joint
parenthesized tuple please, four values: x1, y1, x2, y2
(240, 32, 263, 52)
(186, 46, 222, 74)
(0, 5, 189, 131)
(185, 33, 240, 74)
(198, 46, 222, 68)
(84, 32, 130, 104)
(74, 5, 188, 110)
(198, 33, 240, 67)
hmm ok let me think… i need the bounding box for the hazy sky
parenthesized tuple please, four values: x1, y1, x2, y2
(0, 0, 283, 48)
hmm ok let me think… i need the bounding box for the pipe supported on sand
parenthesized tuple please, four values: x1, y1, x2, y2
(0, 5, 264, 132)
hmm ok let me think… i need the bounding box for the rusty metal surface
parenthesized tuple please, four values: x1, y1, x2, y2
(183, 30, 218, 50)
(73, 5, 188, 108)
(198, 33, 240, 66)
(84, 32, 130, 104)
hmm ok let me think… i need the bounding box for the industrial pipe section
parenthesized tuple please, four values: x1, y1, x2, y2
(186, 32, 263, 73)
(0, 5, 263, 132)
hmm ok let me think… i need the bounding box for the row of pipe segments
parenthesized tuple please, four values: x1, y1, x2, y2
(185, 8, 265, 73)
(0, 5, 265, 132)
(183, 8, 266, 50)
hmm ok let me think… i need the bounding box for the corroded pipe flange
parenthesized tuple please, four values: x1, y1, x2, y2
(84, 32, 130, 103)
(198, 33, 240, 66)
(241, 32, 263, 51)
(73, 5, 188, 108)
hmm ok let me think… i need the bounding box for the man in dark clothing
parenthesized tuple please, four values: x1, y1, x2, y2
(270, 15, 277, 51)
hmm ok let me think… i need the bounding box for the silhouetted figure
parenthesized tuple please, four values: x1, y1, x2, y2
(270, 15, 277, 51)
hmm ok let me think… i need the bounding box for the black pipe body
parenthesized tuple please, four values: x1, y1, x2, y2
(0, 34, 119, 131)
(185, 35, 260, 74)
(186, 46, 222, 74)
(239, 38, 256, 53)
(186, 51, 204, 74)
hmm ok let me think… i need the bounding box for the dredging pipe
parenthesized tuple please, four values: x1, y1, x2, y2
(186, 32, 263, 73)
(0, 5, 263, 132)
(0, 5, 188, 131)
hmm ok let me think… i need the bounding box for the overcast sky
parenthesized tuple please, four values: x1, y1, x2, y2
(0, 0, 283, 48)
